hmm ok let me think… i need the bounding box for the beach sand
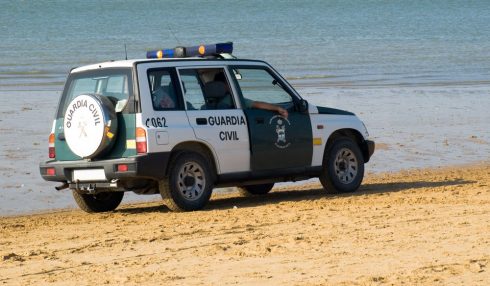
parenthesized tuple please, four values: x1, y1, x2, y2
(1, 164, 489, 285)
(1, 75, 489, 286)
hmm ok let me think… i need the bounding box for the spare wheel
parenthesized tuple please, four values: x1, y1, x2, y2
(64, 94, 118, 159)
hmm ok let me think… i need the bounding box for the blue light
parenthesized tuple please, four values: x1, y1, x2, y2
(146, 42, 233, 59)
(146, 48, 174, 59)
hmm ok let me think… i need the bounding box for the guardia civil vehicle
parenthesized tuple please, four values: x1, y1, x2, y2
(40, 42, 375, 213)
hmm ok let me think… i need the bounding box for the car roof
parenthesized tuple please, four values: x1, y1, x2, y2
(70, 58, 267, 73)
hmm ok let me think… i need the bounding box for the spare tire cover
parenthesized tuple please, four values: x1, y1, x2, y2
(64, 94, 118, 158)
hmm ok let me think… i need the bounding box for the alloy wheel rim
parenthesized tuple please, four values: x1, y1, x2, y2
(176, 161, 206, 201)
(333, 148, 358, 184)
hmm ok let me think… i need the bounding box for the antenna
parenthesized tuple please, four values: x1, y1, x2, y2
(124, 44, 128, 60)
(167, 24, 181, 45)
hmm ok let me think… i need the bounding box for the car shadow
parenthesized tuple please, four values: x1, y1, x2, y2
(206, 178, 474, 211)
(115, 203, 170, 214)
(115, 178, 474, 214)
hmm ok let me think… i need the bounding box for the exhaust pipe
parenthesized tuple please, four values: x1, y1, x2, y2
(55, 182, 69, 191)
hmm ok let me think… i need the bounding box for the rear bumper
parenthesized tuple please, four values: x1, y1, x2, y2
(39, 152, 170, 183)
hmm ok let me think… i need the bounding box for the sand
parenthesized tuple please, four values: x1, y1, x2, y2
(1, 164, 489, 285)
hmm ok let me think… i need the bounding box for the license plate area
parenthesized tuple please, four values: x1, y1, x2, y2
(72, 169, 107, 182)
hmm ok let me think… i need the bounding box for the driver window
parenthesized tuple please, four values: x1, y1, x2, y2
(232, 68, 293, 106)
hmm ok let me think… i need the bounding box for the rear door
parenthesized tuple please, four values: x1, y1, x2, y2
(177, 67, 250, 174)
(230, 66, 313, 171)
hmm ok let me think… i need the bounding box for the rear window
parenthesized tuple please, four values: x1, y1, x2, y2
(57, 68, 133, 117)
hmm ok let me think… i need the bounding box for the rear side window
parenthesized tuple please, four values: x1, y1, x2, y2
(147, 69, 182, 110)
(57, 68, 133, 117)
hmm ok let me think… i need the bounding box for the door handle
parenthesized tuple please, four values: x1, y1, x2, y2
(255, 117, 264, 124)
(196, 118, 207, 125)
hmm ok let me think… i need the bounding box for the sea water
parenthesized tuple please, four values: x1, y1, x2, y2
(1, 0, 489, 215)
(1, 0, 490, 89)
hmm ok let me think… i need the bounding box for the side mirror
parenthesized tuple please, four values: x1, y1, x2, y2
(298, 99, 308, 113)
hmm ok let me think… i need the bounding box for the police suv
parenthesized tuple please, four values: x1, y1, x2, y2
(39, 43, 375, 213)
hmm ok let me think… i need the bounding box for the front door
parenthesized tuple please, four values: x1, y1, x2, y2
(231, 66, 313, 171)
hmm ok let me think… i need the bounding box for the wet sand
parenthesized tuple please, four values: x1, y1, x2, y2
(1, 164, 489, 285)
(1, 84, 490, 215)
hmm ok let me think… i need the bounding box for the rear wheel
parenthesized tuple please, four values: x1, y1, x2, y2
(72, 190, 124, 213)
(238, 183, 274, 196)
(159, 152, 214, 211)
(320, 138, 364, 194)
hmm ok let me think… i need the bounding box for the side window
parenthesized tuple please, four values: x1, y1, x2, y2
(232, 68, 293, 108)
(147, 69, 181, 110)
(179, 70, 205, 110)
(179, 68, 235, 110)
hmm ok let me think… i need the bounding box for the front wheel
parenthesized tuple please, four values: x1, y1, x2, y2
(159, 152, 214, 212)
(320, 138, 364, 194)
(72, 190, 124, 213)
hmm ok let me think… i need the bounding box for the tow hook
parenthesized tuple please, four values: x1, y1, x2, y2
(87, 184, 96, 194)
(55, 182, 69, 191)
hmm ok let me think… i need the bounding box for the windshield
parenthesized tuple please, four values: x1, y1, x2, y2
(57, 68, 133, 117)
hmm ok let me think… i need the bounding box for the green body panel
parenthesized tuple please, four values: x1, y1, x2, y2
(317, 106, 354, 116)
(54, 113, 137, 161)
(244, 109, 313, 171)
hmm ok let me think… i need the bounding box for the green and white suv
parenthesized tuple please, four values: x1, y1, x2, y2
(39, 43, 375, 213)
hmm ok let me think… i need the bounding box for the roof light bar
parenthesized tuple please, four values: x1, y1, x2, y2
(146, 42, 233, 59)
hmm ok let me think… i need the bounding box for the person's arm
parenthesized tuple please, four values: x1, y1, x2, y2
(251, 101, 289, 118)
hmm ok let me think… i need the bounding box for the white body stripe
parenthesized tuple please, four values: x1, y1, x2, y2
(186, 110, 250, 173)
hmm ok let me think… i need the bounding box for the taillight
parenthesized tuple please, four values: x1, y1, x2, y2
(117, 164, 129, 172)
(46, 168, 56, 176)
(136, 127, 147, 154)
(48, 133, 55, 158)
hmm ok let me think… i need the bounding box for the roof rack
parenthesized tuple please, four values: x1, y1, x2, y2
(146, 42, 234, 59)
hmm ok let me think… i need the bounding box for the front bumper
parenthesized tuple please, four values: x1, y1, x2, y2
(362, 140, 375, 163)
(39, 152, 170, 183)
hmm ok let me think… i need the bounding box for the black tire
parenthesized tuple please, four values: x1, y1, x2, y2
(238, 183, 274, 196)
(320, 138, 364, 194)
(72, 190, 124, 213)
(159, 152, 214, 212)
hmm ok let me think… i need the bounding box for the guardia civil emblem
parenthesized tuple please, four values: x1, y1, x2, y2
(269, 115, 291, 149)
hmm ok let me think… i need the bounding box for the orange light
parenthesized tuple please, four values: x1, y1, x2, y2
(136, 127, 147, 154)
(49, 133, 55, 158)
(198, 45, 205, 55)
